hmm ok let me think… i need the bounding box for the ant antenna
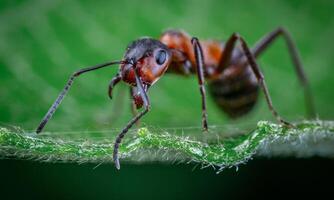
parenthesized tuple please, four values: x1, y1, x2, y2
(36, 60, 125, 133)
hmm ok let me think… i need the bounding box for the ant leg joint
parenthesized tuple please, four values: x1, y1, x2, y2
(257, 76, 265, 84)
(232, 32, 241, 39)
(72, 71, 81, 77)
(145, 105, 151, 111)
(280, 119, 295, 128)
(276, 26, 286, 33)
(191, 37, 199, 44)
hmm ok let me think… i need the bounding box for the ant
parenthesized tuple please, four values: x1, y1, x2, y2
(36, 27, 315, 169)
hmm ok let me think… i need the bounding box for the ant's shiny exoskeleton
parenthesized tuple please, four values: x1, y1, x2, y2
(36, 27, 315, 169)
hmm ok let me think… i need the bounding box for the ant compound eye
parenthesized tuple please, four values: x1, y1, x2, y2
(155, 50, 167, 65)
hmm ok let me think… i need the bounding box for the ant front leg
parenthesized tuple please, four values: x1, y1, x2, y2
(191, 37, 209, 132)
(218, 33, 293, 127)
(113, 65, 151, 170)
(251, 27, 316, 118)
(130, 87, 140, 126)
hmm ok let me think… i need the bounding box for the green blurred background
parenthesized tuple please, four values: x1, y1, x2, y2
(1, 0, 334, 199)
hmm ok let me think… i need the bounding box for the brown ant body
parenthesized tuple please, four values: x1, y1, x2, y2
(36, 27, 315, 169)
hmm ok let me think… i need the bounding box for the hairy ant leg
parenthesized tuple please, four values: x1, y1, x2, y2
(113, 62, 151, 170)
(191, 37, 209, 131)
(251, 27, 315, 118)
(130, 87, 140, 126)
(216, 33, 292, 127)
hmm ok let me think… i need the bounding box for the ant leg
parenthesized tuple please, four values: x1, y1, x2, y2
(108, 73, 121, 99)
(113, 66, 150, 170)
(191, 37, 209, 131)
(130, 87, 140, 126)
(229, 33, 293, 126)
(36, 60, 123, 133)
(216, 33, 240, 72)
(251, 27, 315, 118)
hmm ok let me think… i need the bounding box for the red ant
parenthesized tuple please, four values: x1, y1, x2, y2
(36, 27, 315, 169)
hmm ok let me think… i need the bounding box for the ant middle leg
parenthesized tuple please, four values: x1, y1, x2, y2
(251, 27, 315, 118)
(191, 37, 209, 131)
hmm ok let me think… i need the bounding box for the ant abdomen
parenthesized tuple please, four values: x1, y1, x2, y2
(208, 64, 259, 118)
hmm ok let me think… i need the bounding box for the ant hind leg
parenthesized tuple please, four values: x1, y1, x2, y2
(216, 33, 293, 127)
(236, 33, 293, 127)
(251, 27, 316, 118)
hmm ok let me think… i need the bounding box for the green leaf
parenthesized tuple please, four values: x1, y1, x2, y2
(1, 120, 333, 172)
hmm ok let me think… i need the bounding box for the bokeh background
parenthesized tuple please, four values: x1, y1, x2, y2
(1, 0, 334, 199)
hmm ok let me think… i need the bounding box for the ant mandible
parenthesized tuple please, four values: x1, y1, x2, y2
(36, 27, 316, 169)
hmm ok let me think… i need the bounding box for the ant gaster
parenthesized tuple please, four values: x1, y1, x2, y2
(36, 27, 315, 169)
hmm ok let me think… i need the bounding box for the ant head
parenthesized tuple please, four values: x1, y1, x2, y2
(120, 38, 172, 86)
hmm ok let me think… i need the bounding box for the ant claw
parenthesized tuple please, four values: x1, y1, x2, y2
(202, 121, 209, 133)
(114, 158, 120, 170)
(281, 120, 295, 129)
